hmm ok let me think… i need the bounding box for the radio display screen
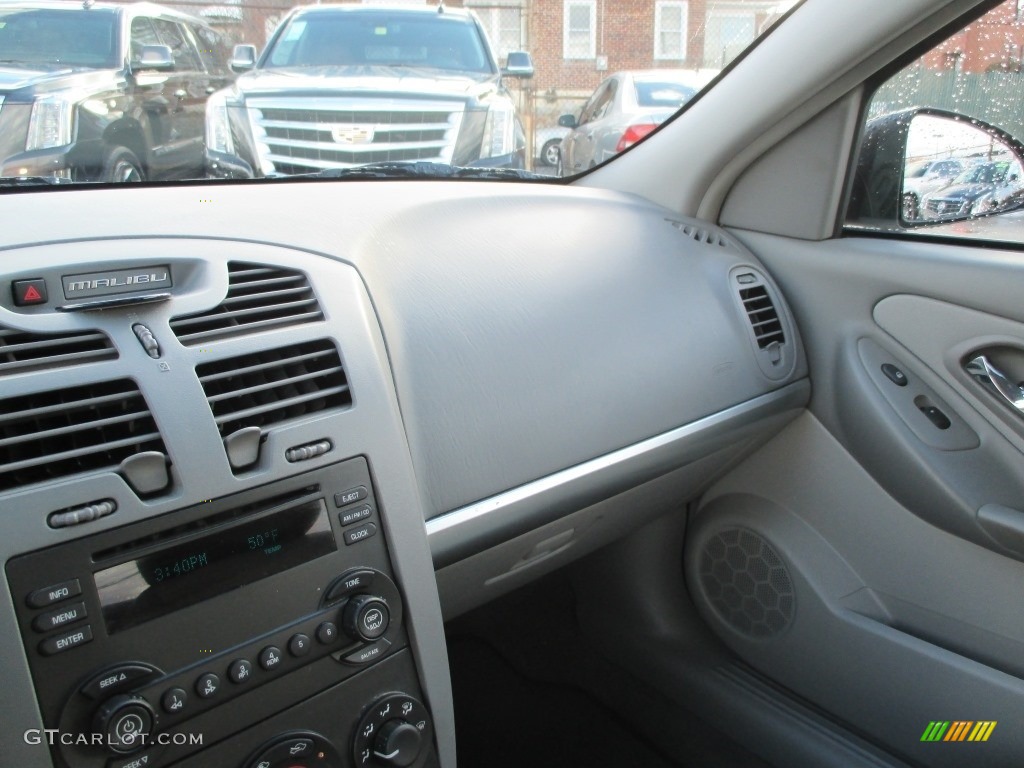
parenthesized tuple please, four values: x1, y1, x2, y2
(94, 498, 335, 634)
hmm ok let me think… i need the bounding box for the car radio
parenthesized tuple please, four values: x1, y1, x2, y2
(6, 457, 436, 768)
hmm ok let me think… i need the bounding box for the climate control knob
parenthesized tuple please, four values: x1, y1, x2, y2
(374, 719, 422, 767)
(92, 694, 156, 754)
(342, 595, 390, 642)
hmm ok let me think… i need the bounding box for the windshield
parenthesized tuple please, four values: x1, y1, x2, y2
(953, 162, 1007, 185)
(0, 0, 794, 188)
(0, 8, 118, 69)
(265, 12, 493, 74)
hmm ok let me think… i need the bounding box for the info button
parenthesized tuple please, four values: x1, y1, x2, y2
(343, 522, 377, 546)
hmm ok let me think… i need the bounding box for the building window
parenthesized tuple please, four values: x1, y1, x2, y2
(470, 5, 524, 60)
(655, 1, 688, 60)
(703, 9, 755, 68)
(563, 0, 596, 60)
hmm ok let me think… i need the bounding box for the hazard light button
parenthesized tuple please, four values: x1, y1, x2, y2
(12, 278, 47, 307)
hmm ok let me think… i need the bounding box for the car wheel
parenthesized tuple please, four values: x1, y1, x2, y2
(540, 139, 561, 167)
(103, 147, 145, 184)
(901, 192, 919, 221)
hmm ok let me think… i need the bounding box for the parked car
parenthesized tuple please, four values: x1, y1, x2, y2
(0, 1, 233, 183)
(901, 158, 964, 219)
(556, 70, 697, 175)
(533, 125, 568, 167)
(920, 159, 1024, 220)
(205, 4, 534, 178)
(11, 3, 1024, 768)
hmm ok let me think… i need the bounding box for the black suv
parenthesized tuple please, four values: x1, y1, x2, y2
(0, 1, 233, 183)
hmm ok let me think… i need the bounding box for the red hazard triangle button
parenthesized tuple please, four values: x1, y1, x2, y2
(13, 279, 47, 306)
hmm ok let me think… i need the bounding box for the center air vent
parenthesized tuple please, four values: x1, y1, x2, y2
(0, 326, 116, 376)
(170, 262, 323, 345)
(0, 380, 166, 494)
(196, 340, 351, 439)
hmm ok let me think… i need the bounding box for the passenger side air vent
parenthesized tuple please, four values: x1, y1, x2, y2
(170, 262, 324, 345)
(732, 267, 794, 381)
(740, 284, 785, 348)
(0, 326, 116, 376)
(0, 380, 167, 494)
(196, 340, 351, 465)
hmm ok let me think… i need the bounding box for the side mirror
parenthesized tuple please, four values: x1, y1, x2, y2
(133, 44, 174, 72)
(558, 114, 577, 129)
(848, 107, 1024, 227)
(230, 44, 258, 73)
(501, 51, 534, 79)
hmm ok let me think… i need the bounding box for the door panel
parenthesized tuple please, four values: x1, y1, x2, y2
(685, 231, 1024, 766)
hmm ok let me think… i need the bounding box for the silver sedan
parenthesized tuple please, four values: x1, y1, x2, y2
(557, 70, 697, 176)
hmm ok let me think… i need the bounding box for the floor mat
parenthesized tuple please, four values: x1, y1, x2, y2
(449, 635, 682, 768)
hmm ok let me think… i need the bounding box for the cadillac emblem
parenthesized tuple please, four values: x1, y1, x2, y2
(332, 125, 374, 144)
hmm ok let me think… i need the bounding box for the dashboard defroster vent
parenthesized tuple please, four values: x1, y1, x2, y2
(170, 262, 323, 345)
(0, 380, 166, 494)
(196, 340, 351, 440)
(0, 326, 116, 376)
(740, 284, 785, 349)
(667, 219, 729, 247)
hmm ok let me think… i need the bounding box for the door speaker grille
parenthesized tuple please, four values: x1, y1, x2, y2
(697, 528, 794, 639)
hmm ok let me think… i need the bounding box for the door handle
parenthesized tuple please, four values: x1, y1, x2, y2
(966, 354, 1024, 412)
(205, 86, 216, 94)
(173, 89, 187, 99)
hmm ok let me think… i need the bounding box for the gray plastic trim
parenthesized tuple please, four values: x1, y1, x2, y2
(427, 380, 809, 568)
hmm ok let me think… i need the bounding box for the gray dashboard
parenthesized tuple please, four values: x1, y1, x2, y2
(0, 179, 807, 768)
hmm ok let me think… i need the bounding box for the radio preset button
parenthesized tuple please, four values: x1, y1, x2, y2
(334, 486, 368, 507)
(259, 645, 284, 671)
(316, 621, 339, 644)
(195, 673, 220, 699)
(27, 578, 81, 608)
(82, 664, 160, 700)
(39, 624, 93, 656)
(289, 633, 311, 657)
(161, 687, 187, 714)
(343, 522, 377, 546)
(33, 600, 87, 633)
(229, 659, 253, 684)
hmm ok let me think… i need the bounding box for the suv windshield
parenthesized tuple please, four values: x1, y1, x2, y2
(266, 12, 493, 74)
(0, 8, 117, 69)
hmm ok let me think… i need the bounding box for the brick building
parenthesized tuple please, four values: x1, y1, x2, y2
(922, 0, 1024, 73)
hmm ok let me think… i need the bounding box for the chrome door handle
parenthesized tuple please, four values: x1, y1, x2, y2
(966, 354, 1024, 412)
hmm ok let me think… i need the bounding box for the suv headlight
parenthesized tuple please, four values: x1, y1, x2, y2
(206, 91, 234, 155)
(26, 96, 74, 151)
(479, 100, 516, 159)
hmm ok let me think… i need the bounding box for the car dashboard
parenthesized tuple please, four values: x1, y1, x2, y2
(0, 179, 808, 768)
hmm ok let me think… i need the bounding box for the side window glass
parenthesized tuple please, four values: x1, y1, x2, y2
(578, 82, 607, 125)
(193, 25, 228, 73)
(152, 18, 202, 71)
(592, 80, 617, 121)
(846, 3, 1024, 245)
(130, 17, 161, 62)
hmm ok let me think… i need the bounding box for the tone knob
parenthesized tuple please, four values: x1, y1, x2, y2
(373, 720, 422, 767)
(92, 694, 156, 754)
(342, 595, 390, 642)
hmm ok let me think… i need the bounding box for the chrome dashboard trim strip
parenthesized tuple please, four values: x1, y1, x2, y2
(426, 379, 809, 567)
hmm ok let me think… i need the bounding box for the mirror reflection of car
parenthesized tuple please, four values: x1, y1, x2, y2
(0, 1, 233, 183)
(556, 70, 697, 176)
(920, 160, 1024, 220)
(901, 158, 963, 220)
(205, 5, 534, 178)
(847, 107, 1024, 229)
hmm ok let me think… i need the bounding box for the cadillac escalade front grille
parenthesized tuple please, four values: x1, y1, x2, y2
(247, 97, 465, 174)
